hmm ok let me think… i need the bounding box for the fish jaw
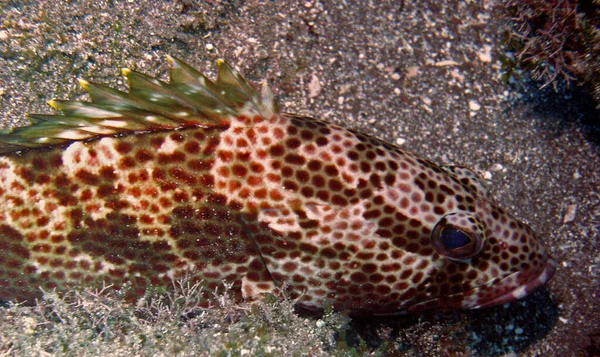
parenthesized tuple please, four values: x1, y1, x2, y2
(406, 257, 556, 313)
(469, 257, 556, 309)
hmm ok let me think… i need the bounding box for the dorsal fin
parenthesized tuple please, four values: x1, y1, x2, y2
(0, 56, 279, 154)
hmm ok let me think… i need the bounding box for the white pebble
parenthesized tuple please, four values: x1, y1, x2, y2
(490, 163, 504, 171)
(308, 74, 321, 98)
(478, 45, 492, 63)
(469, 100, 481, 111)
(563, 204, 578, 224)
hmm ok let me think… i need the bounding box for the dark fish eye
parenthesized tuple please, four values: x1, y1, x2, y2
(440, 227, 471, 249)
(431, 213, 485, 261)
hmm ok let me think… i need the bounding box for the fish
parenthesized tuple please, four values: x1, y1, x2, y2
(0, 56, 556, 314)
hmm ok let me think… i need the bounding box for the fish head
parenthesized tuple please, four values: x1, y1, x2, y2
(403, 168, 556, 313)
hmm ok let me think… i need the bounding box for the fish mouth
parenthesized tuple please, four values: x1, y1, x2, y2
(407, 258, 557, 313)
(473, 258, 557, 309)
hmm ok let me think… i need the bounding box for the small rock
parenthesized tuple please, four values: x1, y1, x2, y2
(450, 68, 464, 82)
(406, 66, 419, 78)
(563, 204, 577, 223)
(478, 45, 492, 63)
(469, 100, 481, 111)
(434, 60, 459, 67)
(490, 163, 504, 171)
(308, 74, 321, 98)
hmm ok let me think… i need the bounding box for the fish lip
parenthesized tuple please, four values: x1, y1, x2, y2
(473, 258, 557, 309)
(406, 258, 557, 313)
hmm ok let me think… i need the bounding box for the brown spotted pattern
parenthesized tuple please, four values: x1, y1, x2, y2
(0, 59, 555, 314)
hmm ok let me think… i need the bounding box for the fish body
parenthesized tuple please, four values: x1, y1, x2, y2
(0, 57, 555, 314)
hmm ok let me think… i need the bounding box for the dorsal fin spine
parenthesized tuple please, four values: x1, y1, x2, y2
(0, 56, 279, 154)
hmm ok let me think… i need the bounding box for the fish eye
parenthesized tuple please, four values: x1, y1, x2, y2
(440, 227, 471, 249)
(431, 213, 485, 261)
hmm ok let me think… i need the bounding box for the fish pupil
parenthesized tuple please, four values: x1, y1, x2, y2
(440, 227, 471, 249)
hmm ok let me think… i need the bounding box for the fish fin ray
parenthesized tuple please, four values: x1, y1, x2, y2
(0, 56, 279, 154)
